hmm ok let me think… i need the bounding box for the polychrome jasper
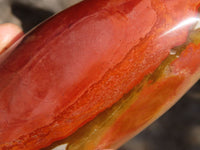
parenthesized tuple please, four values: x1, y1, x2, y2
(0, 0, 200, 149)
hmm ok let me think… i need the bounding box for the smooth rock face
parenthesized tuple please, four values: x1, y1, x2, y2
(0, 0, 199, 150)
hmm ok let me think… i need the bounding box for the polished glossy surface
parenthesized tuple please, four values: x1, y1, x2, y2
(0, 0, 200, 149)
(46, 27, 200, 150)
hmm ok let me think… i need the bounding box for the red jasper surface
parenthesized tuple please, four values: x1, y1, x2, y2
(0, 0, 200, 149)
